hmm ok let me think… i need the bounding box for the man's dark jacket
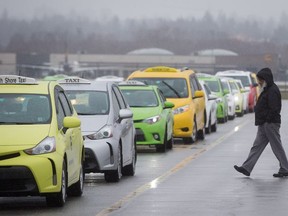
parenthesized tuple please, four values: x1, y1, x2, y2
(255, 68, 281, 126)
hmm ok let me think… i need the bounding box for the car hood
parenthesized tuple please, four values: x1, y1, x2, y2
(0, 125, 50, 152)
(131, 107, 161, 121)
(166, 98, 190, 109)
(78, 115, 108, 133)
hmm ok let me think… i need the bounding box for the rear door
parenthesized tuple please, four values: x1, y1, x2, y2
(112, 85, 134, 165)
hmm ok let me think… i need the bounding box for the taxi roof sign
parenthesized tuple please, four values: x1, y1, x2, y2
(118, 80, 146, 86)
(144, 66, 178, 73)
(58, 77, 91, 84)
(0, 75, 37, 84)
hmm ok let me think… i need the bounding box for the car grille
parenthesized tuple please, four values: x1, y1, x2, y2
(136, 128, 145, 141)
(0, 166, 39, 196)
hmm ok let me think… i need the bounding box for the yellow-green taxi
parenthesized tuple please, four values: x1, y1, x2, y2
(127, 66, 205, 144)
(0, 75, 84, 207)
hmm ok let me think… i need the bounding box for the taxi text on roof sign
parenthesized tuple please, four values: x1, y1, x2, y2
(58, 77, 91, 84)
(0, 75, 37, 84)
(118, 80, 146, 86)
(144, 66, 178, 73)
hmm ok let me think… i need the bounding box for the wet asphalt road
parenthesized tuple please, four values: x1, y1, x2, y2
(2, 101, 288, 216)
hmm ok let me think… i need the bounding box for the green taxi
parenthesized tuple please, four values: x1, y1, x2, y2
(0, 75, 84, 207)
(197, 73, 229, 123)
(119, 81, 174, 152)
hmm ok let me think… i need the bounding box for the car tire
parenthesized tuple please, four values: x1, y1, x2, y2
(46, 161, 67, 207)
(205, 114, 212, 134)
(183, 118, 197, 144)
(104, 145, 122, 182)
(156, 129, 167, 153)
(167, 136, 174, 150)
(197, 126, 205, 140)
(211, 121, 217, 132)
(67, 158, 84, 197)
(122, 141, 136, 176)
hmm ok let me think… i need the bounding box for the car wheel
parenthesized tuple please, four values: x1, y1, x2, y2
(211, 121, 217, 132)
(122, 141, 136, 176)
(197, 126, 205, 140)
(104, 145, 122, 182)
(156, 129, 167, 153)
(167, 136, 174, 150)
(205, 114, 212, 134)
(67, 158, 84, 197)
(46, 161, 67, 207)
(183, 118, 197, 144)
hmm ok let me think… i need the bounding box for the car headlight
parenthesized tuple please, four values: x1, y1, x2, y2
(173, 105, 190, 115)
(234, 95, 239, 102)
(85, 125, 113, 140)
(143, 115, 161, 124)
(24, 137, 56, 155)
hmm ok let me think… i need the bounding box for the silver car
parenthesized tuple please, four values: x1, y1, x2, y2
(59, 77, 136, 182)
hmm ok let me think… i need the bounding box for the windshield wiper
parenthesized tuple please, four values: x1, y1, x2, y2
(162, 81, 181, 98)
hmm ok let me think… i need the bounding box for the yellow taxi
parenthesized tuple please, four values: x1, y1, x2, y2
(0, 75, 84, 207)
(127, 66, 205, 144)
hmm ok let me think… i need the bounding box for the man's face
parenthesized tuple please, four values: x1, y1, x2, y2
(257, 78, 265, 87)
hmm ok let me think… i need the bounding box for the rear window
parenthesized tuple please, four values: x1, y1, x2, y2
(0, 94, 51, 124)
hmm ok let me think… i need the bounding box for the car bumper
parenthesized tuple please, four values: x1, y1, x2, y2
(84, 138, 119, 173)
(134, 121, 165, 146)
(0, 151, 64, 196)
(173, 110, 194, 138)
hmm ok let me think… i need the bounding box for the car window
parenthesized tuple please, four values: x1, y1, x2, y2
(230, 82, 239, 92)
(121, 89, 159, 107)
(203, 84, 211, 95)
(112, 86, 128, 109)
(157, 89, 166, 104)
(57, 98, 66, 129)
(130, 78, 188, 98)
(66, 90, 109, 115)
(0, 94, 51, 124)
(111, 90, 121, 120)
(221, 81, 230, 92)
(59, 92, 73, 116)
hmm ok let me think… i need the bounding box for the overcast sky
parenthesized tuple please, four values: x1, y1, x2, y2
(0, 0, 287, 21)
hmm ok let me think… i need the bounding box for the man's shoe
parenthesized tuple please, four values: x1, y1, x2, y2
(273, 172, 288, 178)
(234, 165, 250, 176)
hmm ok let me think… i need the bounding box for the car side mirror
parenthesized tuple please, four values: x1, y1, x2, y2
(223, 89, 230, 95)
(164, 101, 175, 109)
(118, 109, 133, 122)
(63, 116, 81, 128)
(193, 90, 205, 99)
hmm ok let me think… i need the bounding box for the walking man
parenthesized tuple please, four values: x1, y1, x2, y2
(234, 67, 288, 177)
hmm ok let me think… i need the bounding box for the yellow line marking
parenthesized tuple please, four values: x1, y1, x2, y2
(95, 119, 250, 216)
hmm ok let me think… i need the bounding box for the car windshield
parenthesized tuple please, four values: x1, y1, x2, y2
(121, 89, 159, 107)
(130, 78, 188, 98)
(0, 94, 51, 124)
(204, 80, 220, 93)
(223, 75, 250, 87)
(66, 90, 109, 115)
